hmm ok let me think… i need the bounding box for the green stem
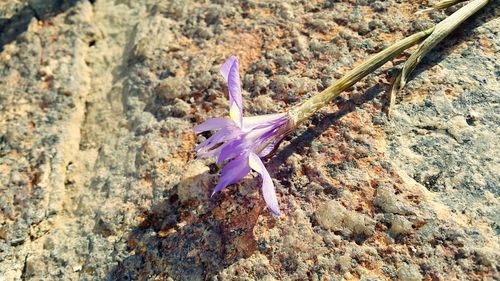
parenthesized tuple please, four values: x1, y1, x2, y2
(288, 26, 435, 126)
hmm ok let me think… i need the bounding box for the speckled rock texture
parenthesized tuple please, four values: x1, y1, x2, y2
(0, 0, 498, 280)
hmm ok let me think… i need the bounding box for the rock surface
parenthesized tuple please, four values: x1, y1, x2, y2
(0, 0, 498, 280)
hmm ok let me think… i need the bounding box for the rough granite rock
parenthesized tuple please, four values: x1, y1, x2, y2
(0, 0, 498, 280)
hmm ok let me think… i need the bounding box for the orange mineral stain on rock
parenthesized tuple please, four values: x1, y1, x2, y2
(218, 30, 263, 72)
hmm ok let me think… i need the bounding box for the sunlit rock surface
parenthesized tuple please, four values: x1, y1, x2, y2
(0, 1, 498, 280)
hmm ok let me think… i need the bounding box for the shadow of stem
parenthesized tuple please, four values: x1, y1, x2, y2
(272, 84, 384, 167)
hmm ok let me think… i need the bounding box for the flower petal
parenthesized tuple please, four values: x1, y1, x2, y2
(220, 56, 243, 128)
(212, 154, 251, 195)
(220, 56, 237, 80)
(242, 113, 287, 132)
(216, 135, 249, 164)
(196, 145, 222, 159)
(193, 117, 235, 133)
(195, 126, 237, 152)
(248, 152, 281, 216)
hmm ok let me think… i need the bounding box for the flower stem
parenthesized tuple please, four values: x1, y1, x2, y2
(391, 0, 491, 95)
(416, 0, 469, 14)
(288, 26, 435, 126)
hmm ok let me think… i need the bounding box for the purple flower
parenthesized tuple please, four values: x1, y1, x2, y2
(194, 56, 289, 216)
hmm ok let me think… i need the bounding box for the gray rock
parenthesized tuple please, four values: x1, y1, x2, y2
(374, 184, 412, 215)
(155, 77, 190, 102)
(397, 263, 423, 281)
(316, 200, 375, 237)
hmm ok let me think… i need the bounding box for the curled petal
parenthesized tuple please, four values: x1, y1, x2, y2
(248, 153, 281, 216)
(195, 127, 229, 152)
(220, 56, 243, 128)
(212, 154, 251, 195)
(220, 56, 237, 81)
(193, 117, 235, 133)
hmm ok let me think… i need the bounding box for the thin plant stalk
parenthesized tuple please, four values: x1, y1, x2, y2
(433, 0, 470, 10)
(389, 0, 491, 117)
(417, 0, 469, 14)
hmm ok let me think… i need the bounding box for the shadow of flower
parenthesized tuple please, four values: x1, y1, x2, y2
(107, 169, 271, 280)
